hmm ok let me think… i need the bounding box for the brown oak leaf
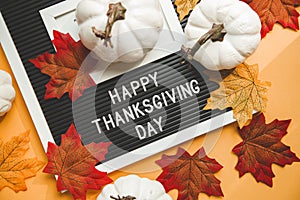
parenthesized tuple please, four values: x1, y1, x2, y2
(43, 124, 112, 200)
(156, 147, 223, 200)
(175, 0, 200, 21)
(204, 63, 271, 128)
(30, 30, 95, 101)
(242, 0, 300, 37)
(0, 131, 45, 192)
(232, 113, 300, 187)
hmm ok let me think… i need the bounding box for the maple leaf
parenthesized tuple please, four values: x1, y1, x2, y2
(232, 113, 300, 187)
(43, 124, 112, 200)
(156, 147, 223, 200)
(242, 0, 300, 37)
(175, 0, 200, 21)
(204, 63, 271, 128)
(29, 30, 95, 101)
(0, 131, 45, 192)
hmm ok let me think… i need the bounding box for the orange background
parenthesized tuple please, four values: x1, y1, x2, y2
(1, 14, 300, 199)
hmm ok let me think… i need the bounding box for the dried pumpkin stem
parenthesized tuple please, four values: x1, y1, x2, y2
(182, 23, 225, 61)
(110, 195, 136, 200)
(92, 2, 127, 48)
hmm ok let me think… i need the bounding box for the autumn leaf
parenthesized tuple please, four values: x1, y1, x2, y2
(0, 131, 45, 192)
(242, 0, 300, 37)
(204, 63, 271, 128)
(156, 147, 223, 200)
(43, 124, 112, 200)
(232, 113, 300, 187)
(175, 0, 200, 21)
(30, 30, 95, 101)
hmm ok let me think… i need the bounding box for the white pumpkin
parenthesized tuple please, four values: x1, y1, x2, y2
(0, 70, 15, 117)
(184, 0, 261, 70)
(97, 175, 171, 200)
(76, 0, 164, 63)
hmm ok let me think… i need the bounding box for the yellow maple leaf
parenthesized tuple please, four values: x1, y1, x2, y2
(204, 63, 271, 128)
(175, 0, 200, 21)
(0, 131, 45, 192)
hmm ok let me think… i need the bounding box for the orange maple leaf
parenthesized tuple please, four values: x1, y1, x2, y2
(30, 31, 95, 101)
(204, 63, 271, 128)
(0, 131, 45, 192)
(175, 0, 200, 21)
(43, 124, 112, 200)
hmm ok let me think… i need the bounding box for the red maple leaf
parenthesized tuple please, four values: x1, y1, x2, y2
(232, 113, 300, 187)
(242, 0, 300, 37)
(156, 147, 223, 200)
(43, 124, 112, 200)
(30, 31, 95, 101)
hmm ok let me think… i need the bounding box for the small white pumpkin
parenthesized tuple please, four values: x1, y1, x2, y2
(76, 0, 164, 63)
(184, 0, 261, 70)
(97, 175, 171, 200)
(0, 70, 15, 117)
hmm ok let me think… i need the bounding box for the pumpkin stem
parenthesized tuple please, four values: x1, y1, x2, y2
(110, 195, 136, 200)
(182, 23, 225, 61)
(92, 2, 127, 48)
